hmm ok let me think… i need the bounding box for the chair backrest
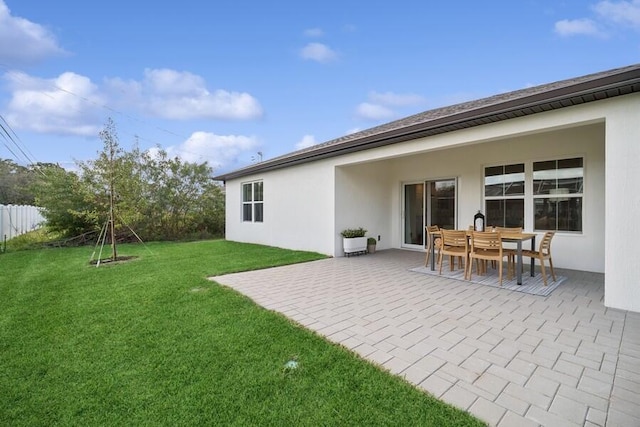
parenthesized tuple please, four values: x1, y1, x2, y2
(539, 231, 555, 255)
(471, 231, 503, 254)
(495, 226, 522, 233)
(425, 225, 440, 249)
(441, 229, 468, 249)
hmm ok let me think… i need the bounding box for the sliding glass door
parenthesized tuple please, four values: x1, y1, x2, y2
(403, 183, 424, 247)
(403, 178, 457, 249)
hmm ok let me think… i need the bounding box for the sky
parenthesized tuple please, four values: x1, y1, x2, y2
(0, 1, 639, 175)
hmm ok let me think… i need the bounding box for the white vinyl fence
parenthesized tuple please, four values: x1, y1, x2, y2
(0, 204, 46, 240)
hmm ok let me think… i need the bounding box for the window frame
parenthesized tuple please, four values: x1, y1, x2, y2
(483, 163, 525, 228)
(532, 157, 583, 233)
(483, 156, 585, 233)
(241, 180, 264, 223)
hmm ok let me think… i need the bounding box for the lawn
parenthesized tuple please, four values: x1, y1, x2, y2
(1, 240, 485, 426)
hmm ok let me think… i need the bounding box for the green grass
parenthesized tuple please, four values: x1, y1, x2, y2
(1, 240, 485, 426)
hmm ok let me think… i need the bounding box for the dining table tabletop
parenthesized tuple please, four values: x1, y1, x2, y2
(429, 229, 536, 285)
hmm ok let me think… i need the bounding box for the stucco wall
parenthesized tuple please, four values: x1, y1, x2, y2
(222, 92, 640, 312)
(224, 158, 336, 254)
(334, 161, 394, 255)
(604, 94, 640, 312)
(385, 123, 605, 273)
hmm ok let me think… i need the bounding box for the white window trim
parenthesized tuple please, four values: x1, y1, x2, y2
(483, 156, 585, 234)
(241, 180, 263, 223)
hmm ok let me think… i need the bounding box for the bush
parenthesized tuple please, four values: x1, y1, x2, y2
(340, 227, 367, 238)
(367, 237, 377, 245)
(2, 227, 63, 252)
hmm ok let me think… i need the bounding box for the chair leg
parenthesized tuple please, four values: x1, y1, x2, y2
(506, 258, 513, 280)
(548, 258, 556, 282)
(425, 249, 430, 267)
(539, 257, 548, 286)
(498, 259, 503, 285)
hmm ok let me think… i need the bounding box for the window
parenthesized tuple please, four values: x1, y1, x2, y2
(484, 163, 525, 228)
(242, 181, 263, 222)
(483, 157, 584, 233)
(533, 158, 583, 232)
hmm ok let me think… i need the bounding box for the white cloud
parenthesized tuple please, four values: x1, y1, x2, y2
(300, 43, 338, 63)
(594, 0, 640, 27)
(0, 0, 67, 65)
(554, 18, 603, 36)
(355, 102, 394, 121)
(295, 134, 317, 150)
(304, 28, 324, 37)
(3, 71, 103, 136)
(150, 131, 259, 170)
(554, 0, 640, 37)
(140, 69, 263, 120)
(355, 90, 424, 121)
(104, 69, 263, 121)
(2, 67, 264, 138)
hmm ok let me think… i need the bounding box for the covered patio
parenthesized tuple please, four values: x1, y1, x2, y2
(211, 250, 639, 427)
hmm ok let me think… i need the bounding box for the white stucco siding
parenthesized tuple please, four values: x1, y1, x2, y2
(222, 92, 639, 312)
(604, 94, 640, 312)
(385, 123, 605, 273)
(334, 161, 394, 256)
(224, 159, 336, 255)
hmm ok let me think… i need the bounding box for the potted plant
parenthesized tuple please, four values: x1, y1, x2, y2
(367, 237, 377, 254)
(340, 227, 367, 256)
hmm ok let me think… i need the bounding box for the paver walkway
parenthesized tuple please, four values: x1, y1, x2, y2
(210, 249, 640, 427)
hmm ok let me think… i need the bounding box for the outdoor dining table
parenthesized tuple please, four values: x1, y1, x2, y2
(429, 230, 536, 285)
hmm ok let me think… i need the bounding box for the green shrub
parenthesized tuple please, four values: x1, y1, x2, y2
(340, 227, 367, 238)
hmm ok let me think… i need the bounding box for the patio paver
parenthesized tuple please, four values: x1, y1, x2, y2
(210, 249, 640, 427)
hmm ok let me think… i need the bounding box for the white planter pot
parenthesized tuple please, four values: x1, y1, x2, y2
(343, 237, 367, 255)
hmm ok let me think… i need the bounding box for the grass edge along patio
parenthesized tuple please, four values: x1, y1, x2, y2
(1, 241, 486, 426)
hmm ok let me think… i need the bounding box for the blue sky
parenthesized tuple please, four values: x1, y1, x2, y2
(1, 0, 639, 174)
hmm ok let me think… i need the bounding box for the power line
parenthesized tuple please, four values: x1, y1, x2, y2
(0, 115, 39, 164)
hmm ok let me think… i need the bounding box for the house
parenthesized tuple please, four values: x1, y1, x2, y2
(213, 64, 640, 313)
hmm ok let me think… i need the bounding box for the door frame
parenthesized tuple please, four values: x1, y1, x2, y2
(401, 177, 459, 250)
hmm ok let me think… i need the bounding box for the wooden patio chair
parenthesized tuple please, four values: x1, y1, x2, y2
(495, 226, 523, 267)
(438, 229, 469, 275)
(424, 225, 441, 267)
(466, 231, 512, 285)
(521, 231, 556, 286)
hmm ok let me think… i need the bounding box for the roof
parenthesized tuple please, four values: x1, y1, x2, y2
(213, 63, 640, 182)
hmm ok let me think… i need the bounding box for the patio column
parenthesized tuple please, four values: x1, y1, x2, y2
(604, 93, 640, 313)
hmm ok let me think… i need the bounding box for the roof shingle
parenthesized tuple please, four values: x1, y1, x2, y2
(214, 63, 640, 181)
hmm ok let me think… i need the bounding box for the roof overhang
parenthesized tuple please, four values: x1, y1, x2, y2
(213, 65, 640, 182)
